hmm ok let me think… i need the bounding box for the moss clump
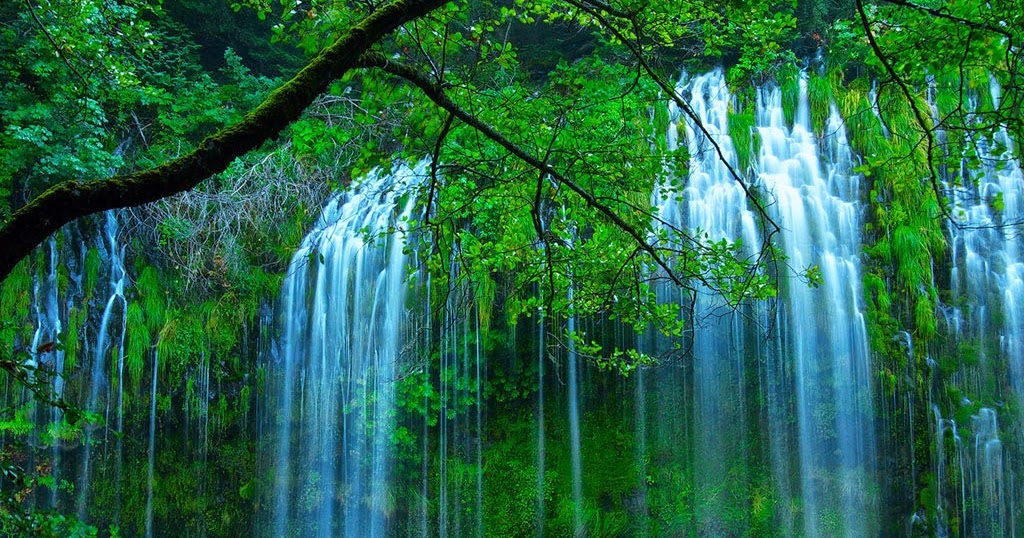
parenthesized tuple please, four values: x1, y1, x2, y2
(807, 72, 839, 134)
(728, 103, 758, 174)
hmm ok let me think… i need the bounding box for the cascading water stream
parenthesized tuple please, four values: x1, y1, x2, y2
(535, 300, 546, 537)
(940, 76, 1023, 537)
(756, 74, 877, 537)
(29, 238, 64, 508)
(13, 68, 1020, 536)
(566, 286, 583, 533)
(660, 69, 761, 532)
(420, 270, 432, 538)
(266, 162, 423, 537)
(649, 68, 877, 535)
(435, 249, 487, 538)
(474, 311, 484, 538)
(78, 210, 128, 521)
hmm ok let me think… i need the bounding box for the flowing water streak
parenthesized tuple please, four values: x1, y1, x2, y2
(475, 309, 484, 538)
(566, 285, 583, 533)
(420, 270, 432, 537)
(439, 254, 456, 537)
(663, 69, 761, 531)
(78, 211, 128, 520)
(756, 74, 876, 537)
(269, 162, 424, 537)
(632, 361, 648, 538)
(941, 77, 1024, 536)
(971, 408, 1007, 536)
(535, 301, 546, 537)
(658, 68, 876, 534)
(436, 260, 486, 537)
(29, 238, 64, 508)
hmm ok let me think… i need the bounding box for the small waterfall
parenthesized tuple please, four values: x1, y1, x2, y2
(535, 302, 546, 537)
(931, 403, 959, 538)
(756, 74, 877, 536)
(474, 311, 484, 538)
(970, 408, 1007, 536)
(266, 162, 423, 537)
(439, 260, 455, 537)
(632, 361, 649, 538)
(78, 210, 128, 521)
(29, 238, 64, 508)
(566, 293, 583, 533)
(662, 68, 761, 533)
(941, 76, 1024, 535)
(436, 254, 487, 538)
(649, 68, 876, 535)
(419, 272, 432, 538)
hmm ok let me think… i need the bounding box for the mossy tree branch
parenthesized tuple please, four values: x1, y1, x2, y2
(0, 0, 448, 282)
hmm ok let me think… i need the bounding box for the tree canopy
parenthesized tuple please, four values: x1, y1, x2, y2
(1, 0, 1021, 339)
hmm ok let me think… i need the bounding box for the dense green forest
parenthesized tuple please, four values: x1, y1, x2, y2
(1, 0, 1023, 536)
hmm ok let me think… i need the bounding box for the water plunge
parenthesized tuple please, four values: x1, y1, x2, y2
(11, 69, 1024, 535)
(265, 162, 423, 537)
(642, 68, 878, 535)
(263, 69, 883, 535)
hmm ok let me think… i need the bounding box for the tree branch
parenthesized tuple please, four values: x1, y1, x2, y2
(24, 0, 90, 91)
(563, 0, 782, 258)
(358, 52, 689, 288)
(0, 0, 448, 282)
(856, 0, 952, 223)
(879, 0, 1013, 40)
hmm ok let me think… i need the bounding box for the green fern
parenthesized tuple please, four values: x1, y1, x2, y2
(126, 302, 148, 389)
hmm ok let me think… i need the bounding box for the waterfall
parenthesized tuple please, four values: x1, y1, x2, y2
(29, 238, 64, 509)
(266, 162, 423, 537)
(940, 76, 1024, 537)
(10, 67, 1024, 536)
(648, 68, 877, 535)
(436, 250, 487, 538)
(566, 290, 583, 533)
(78, 210, 128, 521)
(658, 69, 762, 533)
(757, 74, 877, 537)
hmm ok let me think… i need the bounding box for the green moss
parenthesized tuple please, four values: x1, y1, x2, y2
(0, 259, 32, 320)
(83, 247, 102, 299)
(0, 260, 33, 359)
(838, 90, 884, 158)
(779, 70, 801, 127)
(728, 104, 758, 174)
(136, 265, 165, 335)
(653, 103, 670, 153)
(63, 306, 85, 372)
(913, 292, 937, 340)
(126, 302, 148, 389)
(807, 73, 837, 134)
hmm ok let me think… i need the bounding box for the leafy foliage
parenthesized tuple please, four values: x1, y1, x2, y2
(2, 0, 1024, 535)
